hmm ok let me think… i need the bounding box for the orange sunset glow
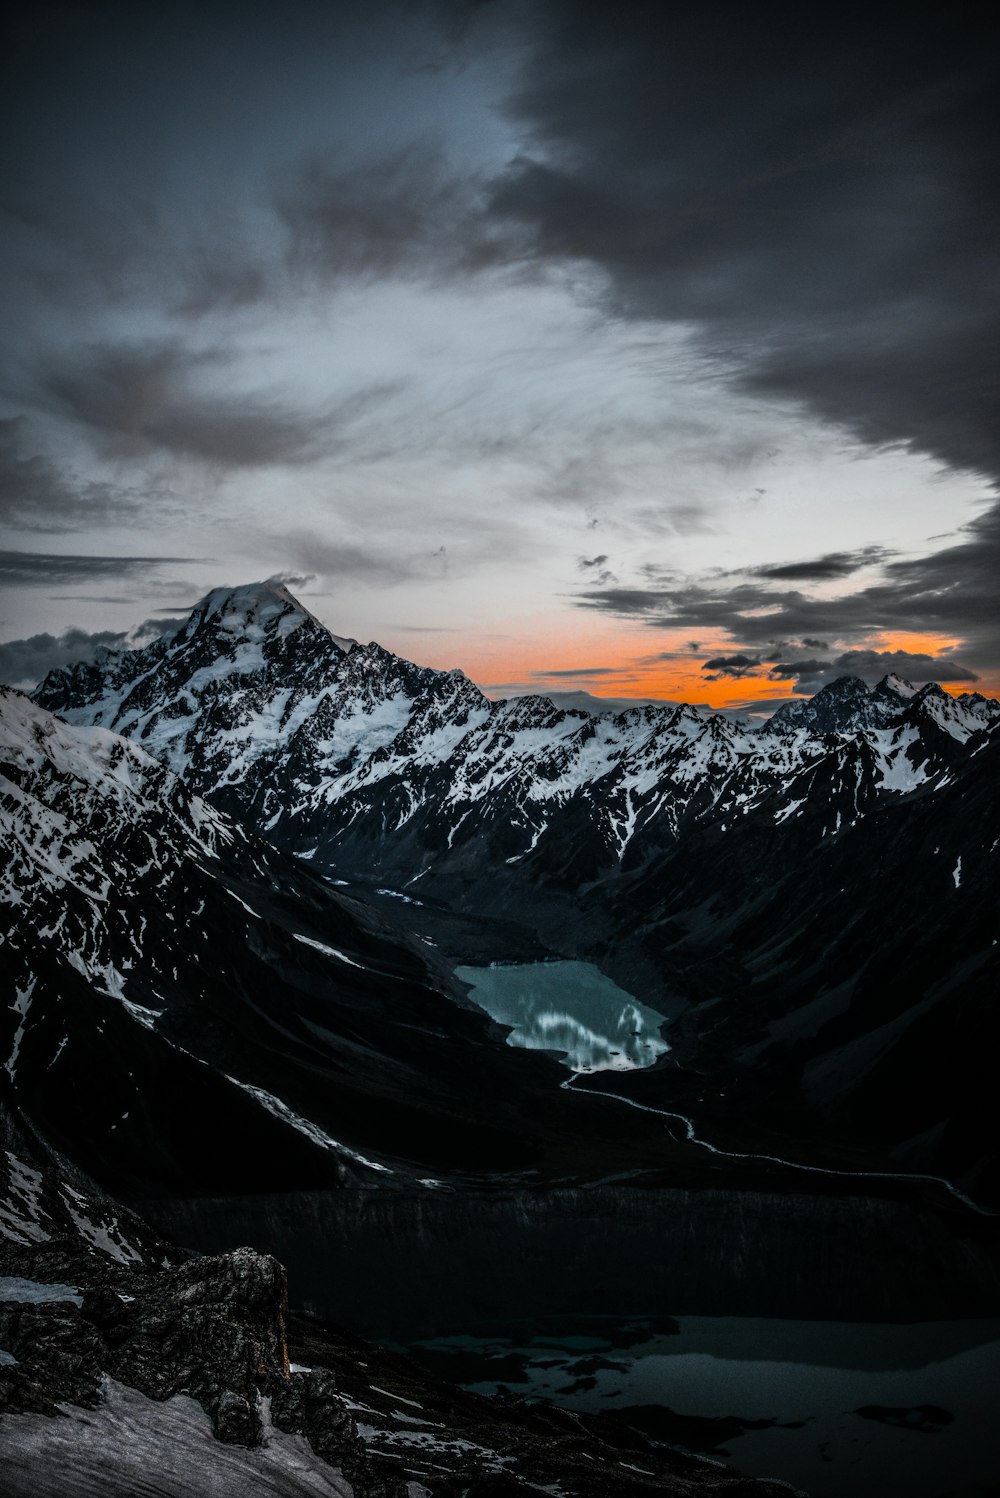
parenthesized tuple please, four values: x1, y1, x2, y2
(401, 615, 995, 715)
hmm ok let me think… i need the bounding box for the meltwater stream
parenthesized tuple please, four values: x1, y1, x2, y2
(458, 960, 994, 1218)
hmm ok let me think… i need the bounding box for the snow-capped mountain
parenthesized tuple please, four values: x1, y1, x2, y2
(34, 582, 999, 898)
(1, 686, 629, 1199)
(21, 582, 1000, 1199)
(35, 581, 490, 830)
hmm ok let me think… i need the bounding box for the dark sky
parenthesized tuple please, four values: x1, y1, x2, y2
(1, 0, 997, 705)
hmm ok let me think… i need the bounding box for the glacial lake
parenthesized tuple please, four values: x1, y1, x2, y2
(399, 1313, 1000, 1498)
(455, 960, 669, 1073)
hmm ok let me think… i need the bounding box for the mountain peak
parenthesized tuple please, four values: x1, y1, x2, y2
(814, 675, 869, 699)
(878, 672, 918, 699)
(183, 581, 357, 654)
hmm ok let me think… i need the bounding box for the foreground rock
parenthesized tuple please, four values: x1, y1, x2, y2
(0, 1152, 803, 1496)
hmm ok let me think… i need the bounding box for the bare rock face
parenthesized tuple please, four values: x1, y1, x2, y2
(80, 1248, 292, 1442)
(0, 1302, 105, 1417)
(269, 1367, 359, 1469)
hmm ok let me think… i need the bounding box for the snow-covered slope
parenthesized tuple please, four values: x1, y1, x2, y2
(35, 580, 488, 805)
(35, 583, 1000, 892)
(0, 687, 617, 1196)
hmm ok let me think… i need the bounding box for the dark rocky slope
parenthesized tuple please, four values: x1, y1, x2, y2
(579, 722, 1000, 1202)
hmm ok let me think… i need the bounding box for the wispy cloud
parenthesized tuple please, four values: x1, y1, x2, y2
(0, 549, 200, 585)
(531, 665, 620, 678)
(39, 342, 329, 468)
(0, 419, 142, 532)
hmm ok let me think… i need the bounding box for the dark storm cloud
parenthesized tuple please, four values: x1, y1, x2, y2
(765, 658, 834, 685)
(492, 2, 1000, 673)
(0, 549, 198, 585)
(833, 649, 977, 684)
(0, 626, 127, 688)
(491, 3, 1000, 484)
(761, 648, 978, 690)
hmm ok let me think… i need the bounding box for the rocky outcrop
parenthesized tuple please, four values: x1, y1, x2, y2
(0, 1151, 803, 1496)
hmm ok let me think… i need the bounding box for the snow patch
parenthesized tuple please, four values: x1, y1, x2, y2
(0, 1376, 355, 1497)
(222, 1073, 391, 1174)
(293, 933, 365, 968)
(0, 1276, 82, 1306)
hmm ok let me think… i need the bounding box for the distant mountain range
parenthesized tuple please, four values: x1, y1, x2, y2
(35, 580, 999, 893)
(5, 578, 998, 1206)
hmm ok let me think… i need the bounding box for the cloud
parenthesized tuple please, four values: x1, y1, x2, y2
(701, 653, 761, 679)
(277, 145, 522, 286)
(575, 553, 616, 585)
(278, 533, 428, 587)
(531, 665, 618, 678)
(756, 648, 978, 691)
(491, 4, 1000, 486)
(0, 609, 188, 688)
(730, 696, 810, 716)
(576, 502, 1000, 681)
(171, 253, 272, 319)
(764, 657, 838, 688)
(264, 571, 317, 591)
(0, 419, 139, 533)
(752, 549, 888, 582)
(132, 615, 188, 640)
(833, 649, 978, 684)
(0, 626, 128, 688)
(0, 549, 198, 585)
(40, 341, 330, 469)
